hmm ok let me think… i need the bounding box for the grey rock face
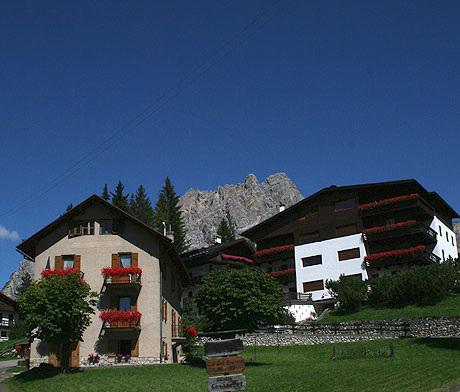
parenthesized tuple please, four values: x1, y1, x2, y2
(1, 259, 34, 300)
(180, 173, 303, 250)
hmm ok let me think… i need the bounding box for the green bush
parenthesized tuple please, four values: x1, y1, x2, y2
(368, 263, 459, 308)
(325, 275, 368, 312)
(9, 319, 28, 340)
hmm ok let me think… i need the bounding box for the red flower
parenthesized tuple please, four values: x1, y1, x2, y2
(101, 266, 142, 276)
(186, 325, 197, 338)
(99, 310, 142, 322)
(220, 254, 253, 263)
(364, 245, 426, 262)
(363, 220, 417, 235)
(358, 193, 420, 211)
(15, 345, 21, 353)
(256, 244, 294, 258)
(265, 268, 296, 277)
(41, 267, 81, 278)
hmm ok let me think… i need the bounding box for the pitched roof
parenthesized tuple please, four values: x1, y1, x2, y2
(241, 179, 459, 238)
(0, 292, 17, 311)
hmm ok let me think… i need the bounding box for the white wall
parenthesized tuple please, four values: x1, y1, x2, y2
(431, 216, 458, 261)
(295, 234, 368, 301)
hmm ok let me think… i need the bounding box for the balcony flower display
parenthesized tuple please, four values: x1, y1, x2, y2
(101, 266, 142, 276)
(256, 244, 294, 258)
(364, 245, 426, 263)
(99, 310, 142, 323)
(265, 268, 296, 277)
(358, 193, 419, 211)
(221, 254, 253, 263)
(41, 267, 82, 278)
(363, 220, 417, 235)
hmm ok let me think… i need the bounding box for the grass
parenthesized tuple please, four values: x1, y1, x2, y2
(320, 293, 460, 323)
(6, 367, 27, 374)
(0, 339, 23, 361)
(4, 338, 460, 392)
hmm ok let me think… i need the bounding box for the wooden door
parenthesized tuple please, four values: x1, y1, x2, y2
(70, 342, 80, 367)
(48, 343, 61, 367)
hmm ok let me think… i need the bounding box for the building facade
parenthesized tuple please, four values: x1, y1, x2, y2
(243, 180, 459, 316)
(0, 293, 19, 341)
(17, 195, 189, 367)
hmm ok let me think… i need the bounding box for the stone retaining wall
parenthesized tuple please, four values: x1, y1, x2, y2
(199, 317, 460, 346)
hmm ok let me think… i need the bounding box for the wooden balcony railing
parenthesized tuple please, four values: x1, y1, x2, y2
(359, 194, 434, 219)
(363, 222, 437, 243)
(282, 292, 312, 305)
(104, 272, 141, 286)
(103, 319, 141, 330)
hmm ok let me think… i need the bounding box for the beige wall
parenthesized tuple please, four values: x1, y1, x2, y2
(30, 202, 183, 365)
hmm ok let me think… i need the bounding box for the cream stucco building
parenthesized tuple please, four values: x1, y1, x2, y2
(17, 195, 189, 367)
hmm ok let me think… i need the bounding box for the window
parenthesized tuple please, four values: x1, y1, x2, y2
(119, 297, 131, 311)
(336, 224, 357, 237)
(446, 231, 448, 240)
(303, 280, 324, 292)
(69, 220, 94, 237)
(338, 248, 360, 261)
(120, 254, 131, 268)
(63, 255, 74, 269)
(299, 231, 320, 244)
(344, 273, 363, 280)
(100, 220, 113, 234)
(439, 226, 442, 236)
(1, 331, 7, 338)
(334, 199, 356, 212)
(302, 255, 322, 267)
(452, 236, 455, 246)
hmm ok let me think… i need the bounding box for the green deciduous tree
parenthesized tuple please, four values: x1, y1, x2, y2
(17, 270, 98, 371)
(153, 177, 188, 254)
(326, 274, 368, 312)
(216, 217, 235, 243)
(195, 268, 287, 332)
(129, 185, 154, 226)
(102, 184, 110, 201)
(111, 181, 129, 212)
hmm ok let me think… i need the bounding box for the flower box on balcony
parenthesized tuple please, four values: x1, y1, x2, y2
(359, 193, 420, 211)
(363, 220, 417, 236)
(220, 254, 253, 263)
(256, 244, 294, 258)
(41, 267, 85, 281)
(364, 245, 426, 263)
(102, 267, 142, 284)
(100, 310, 142, 328)
(265, 268, 296, 278)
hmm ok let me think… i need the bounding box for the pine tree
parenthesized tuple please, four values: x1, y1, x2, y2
(129, 185, 154, 226)
(216, 217, 235, 243)
(102, 184, 110, 201)
(111, 181, 129, 212)
(153, 177, 189, 254)
(66, 203, 73, 212)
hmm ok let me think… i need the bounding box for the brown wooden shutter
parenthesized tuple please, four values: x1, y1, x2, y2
(131, 337, 139, 357)
(130, 296, 137, 311)
(112, 254, 120, 268)
(70, 342, 80, 367)
(108, 340, 117, 357)
(74, 255, 81, 270)
(132, 253, 138, 267)
(164, 301, 167, 322)
(55, 256, 63, 271)
(110, 295, 118, 310)
(49, 343, 61, 367)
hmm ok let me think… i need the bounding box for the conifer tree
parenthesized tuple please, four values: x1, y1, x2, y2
(216, 217, 235, 243)
(102, 184, 110, 201)
(111, 181, 129, 212)
(153, 177, 188, 254)
(129, 185, 154, 226)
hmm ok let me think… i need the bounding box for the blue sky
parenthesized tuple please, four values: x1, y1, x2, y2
(1, 1, 459, 287)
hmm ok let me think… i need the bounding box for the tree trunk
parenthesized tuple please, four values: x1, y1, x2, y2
(61, 341, 70, 373)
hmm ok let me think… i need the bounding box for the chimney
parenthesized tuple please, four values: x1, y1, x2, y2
(215, 235, 222, 244)
(279, 203, 286, 212)
(166, 231, 174, 243)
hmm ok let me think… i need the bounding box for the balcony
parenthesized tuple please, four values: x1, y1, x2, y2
(171, 325, 186, 342)
(102, 267, 142, 290)
(265, 268, 296, 283)
(255, 245, 295, 263)
(363, 221, 437, 245)
(364, 246, 441, 269)
(359, 194, 434, 220)
(0, 320, 14, 328)
(282, 292, 312, 306)
(100, 310, 141, 331)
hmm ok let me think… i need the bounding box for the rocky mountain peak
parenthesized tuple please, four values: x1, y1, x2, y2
(180, 173, 303, 251)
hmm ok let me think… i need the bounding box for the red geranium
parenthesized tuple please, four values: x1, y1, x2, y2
(363, 220, 417, 235)
(265, 268, 296, 277)
(364, 245, 426, 262)
(41, 267, 82, 278)
(186, 325, 197, 338)
(358, 193, 420, 211)
(99, 310, 142, 322)
(256, 244, 294, 258)
(101, 266, 142, 276)
(221, 254, 253, 263)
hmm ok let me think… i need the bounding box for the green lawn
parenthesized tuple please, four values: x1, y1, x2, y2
(0, 339, 23, 361)
(320, 294, 460, 323)
(4, 338, 460, 392)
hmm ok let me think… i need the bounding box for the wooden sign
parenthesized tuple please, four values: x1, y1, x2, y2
(207, 374, 246, 391)
(204, 339, 243, 358)
(206, 356, 245, 375)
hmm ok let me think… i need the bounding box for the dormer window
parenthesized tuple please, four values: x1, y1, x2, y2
(69, 221, 94, 237)
(100, 219, 123, 235)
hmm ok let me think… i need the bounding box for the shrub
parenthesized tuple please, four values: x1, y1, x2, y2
(326, 275, 368, 312)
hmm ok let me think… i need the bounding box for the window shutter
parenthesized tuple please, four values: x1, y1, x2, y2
(74, 255, 81, 270)
(130, 296, 137, 311)
(112, 254, 120, 268)
(132, 253, 138, 267)
(110, 295, 118, 310)
(131, 337, 139, 357)
(55, 256, 63, 271)
(164, 301, 167, 322)
(108, 340, 117, 357)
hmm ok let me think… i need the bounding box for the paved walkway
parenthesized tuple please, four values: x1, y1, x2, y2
(0, 360, 18, 392)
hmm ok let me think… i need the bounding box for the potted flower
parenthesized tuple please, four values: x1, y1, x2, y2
(116, 353, 123, 363)
(88, 353, 100, 364)
(124, 354, 131, 362)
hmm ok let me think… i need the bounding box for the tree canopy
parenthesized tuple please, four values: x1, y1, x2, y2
(102, 184, 110, 201)
(129, 185, 154, 226)
(153, 177, 188, 254)
(216, 217, 235, 243)
(195, 268, 287, 332)
(18, 270, 98, 370)
(111, 181, 129, 211)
